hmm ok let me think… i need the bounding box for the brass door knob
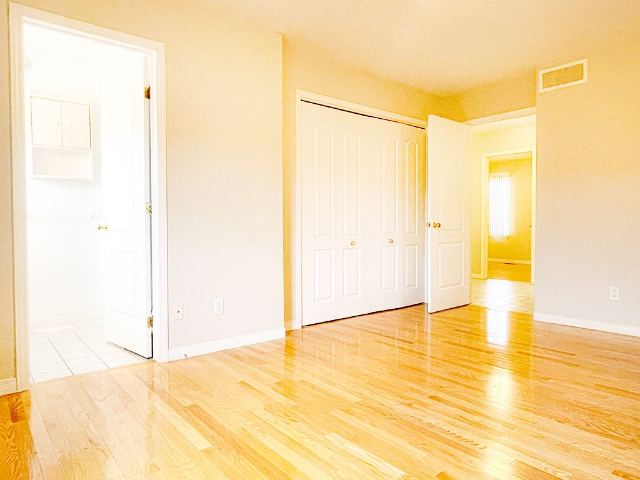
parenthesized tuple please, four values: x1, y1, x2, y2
(350, 241, 356, 246)
(97, 224, 102, 230)
(433, 222, 441, 228)
(388, 239, 394, 244)
(97, 224, 109, 231)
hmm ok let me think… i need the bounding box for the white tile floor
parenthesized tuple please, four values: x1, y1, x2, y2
(30, 321, 147, 383)
(471, 278, 534, 314)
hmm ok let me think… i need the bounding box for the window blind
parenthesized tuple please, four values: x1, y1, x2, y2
(489, 173, 511, 237)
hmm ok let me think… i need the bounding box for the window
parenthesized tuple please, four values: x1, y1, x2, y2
(489, 173, 511, 237)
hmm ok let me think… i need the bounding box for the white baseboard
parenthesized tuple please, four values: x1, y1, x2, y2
(0, 378, 17, 396)
(489, 258, 531, 265)
(30, 313, 103, 331)
(168, 327, 286, 361)
(534, 312, 640, 338)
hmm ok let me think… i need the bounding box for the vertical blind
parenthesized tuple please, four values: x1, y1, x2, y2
(489, 173, 511, 237)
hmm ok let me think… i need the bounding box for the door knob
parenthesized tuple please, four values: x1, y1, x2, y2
(350, 241, 356, 246)
(433, 222, 441, 228)
(388, 239, 394, 244)
(97, 224, 109, 231)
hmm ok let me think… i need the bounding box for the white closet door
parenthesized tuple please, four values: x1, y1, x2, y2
(301, 101, 426, 326)
(400, 124, 426, 306)
(370, 121, 403, 310)
(371, 122, 426, 311)
(301, 102, 372, 326)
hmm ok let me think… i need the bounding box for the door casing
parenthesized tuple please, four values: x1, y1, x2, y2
(480, 148, 537, 283)
(10, 3, 168, 393)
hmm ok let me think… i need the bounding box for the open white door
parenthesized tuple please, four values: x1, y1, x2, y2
(101, 52, 152, 358)
(427, 115, 471, 313)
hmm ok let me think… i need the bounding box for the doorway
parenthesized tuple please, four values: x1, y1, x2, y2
(10, 5, 168, 391)
(469, 114, 536, 315)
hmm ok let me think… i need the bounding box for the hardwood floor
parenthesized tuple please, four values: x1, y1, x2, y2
(487, 262, 531, 283)
(2, 304, 640, 479)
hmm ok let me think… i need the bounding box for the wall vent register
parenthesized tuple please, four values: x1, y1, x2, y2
(538, 59, 587, 93)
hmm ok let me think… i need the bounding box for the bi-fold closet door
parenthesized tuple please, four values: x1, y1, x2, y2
(301, 101, 425, 326)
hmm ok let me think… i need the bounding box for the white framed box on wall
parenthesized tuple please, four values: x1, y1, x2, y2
(29, 93, 93, 180)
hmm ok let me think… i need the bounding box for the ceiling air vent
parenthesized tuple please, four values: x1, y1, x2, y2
(539, 59, 587, 93)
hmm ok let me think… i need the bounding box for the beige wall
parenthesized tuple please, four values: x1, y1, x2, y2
(446, 72, 537, 122)
(488, 156, 532, 262)
(1, 0, 284, 384)
(282, 38, 451, 329)
(536, 35, 640, 329)
(470, 122, 536, 275)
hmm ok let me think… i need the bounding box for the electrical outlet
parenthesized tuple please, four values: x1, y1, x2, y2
(172, 302, 184, 320)
(609, 286, 620, 301)
(214, 298, 224, 315)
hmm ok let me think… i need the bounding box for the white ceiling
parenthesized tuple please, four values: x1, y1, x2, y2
(200, 0, 640, 95)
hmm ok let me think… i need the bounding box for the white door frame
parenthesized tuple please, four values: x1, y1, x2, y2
(10, 3, 169, 392)
(480, 148, 537, 283)
(292, 90, 426, 330)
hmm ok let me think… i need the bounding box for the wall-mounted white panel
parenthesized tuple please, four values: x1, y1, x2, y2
(62, 102, 91, 149)
(31, 97, 62, 147)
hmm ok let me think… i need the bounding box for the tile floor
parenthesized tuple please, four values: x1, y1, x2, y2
(487, 261, 531, 282)
(30, 321, 147, 383)
(471, 278, 534, 314)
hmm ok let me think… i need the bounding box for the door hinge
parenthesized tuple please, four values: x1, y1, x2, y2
(145, 202, 152, 214)
(145, 86, 151, 99)
(147, 316, 153, 328)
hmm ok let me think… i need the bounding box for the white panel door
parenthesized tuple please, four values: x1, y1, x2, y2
(301, 102, 371, 326)
(427, 115, 471, 313)
(400, 124, 426, 306)
(101, 58, 152, 357)
(370, 121, 426, 311)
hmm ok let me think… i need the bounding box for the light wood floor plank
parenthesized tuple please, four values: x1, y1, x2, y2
(2, 304, 640, 478)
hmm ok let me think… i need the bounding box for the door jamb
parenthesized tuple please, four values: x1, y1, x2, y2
(10, 3, 169, 392)
(292, 90, 426, 330)
(480, 148, 537, 283)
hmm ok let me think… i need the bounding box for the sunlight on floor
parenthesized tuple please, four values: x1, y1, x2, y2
(471, 278, 534, 314)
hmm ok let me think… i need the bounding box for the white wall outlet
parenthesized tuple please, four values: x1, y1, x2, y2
(609, 286, 620, 301)
(172, 302, 184, 320)
(214, 298, 224, 315)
